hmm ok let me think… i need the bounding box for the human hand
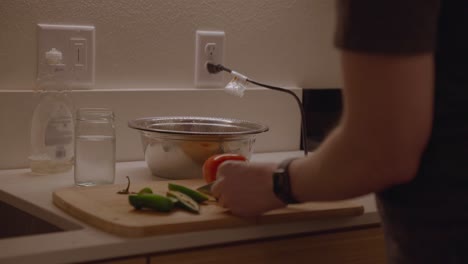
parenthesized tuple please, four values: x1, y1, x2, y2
(211, 161, 286, 217)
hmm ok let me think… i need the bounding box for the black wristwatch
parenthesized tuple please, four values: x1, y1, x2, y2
(272, 158, 300, 204)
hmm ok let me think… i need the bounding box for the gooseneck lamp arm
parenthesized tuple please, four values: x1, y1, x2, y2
(206, 63, 308, 156)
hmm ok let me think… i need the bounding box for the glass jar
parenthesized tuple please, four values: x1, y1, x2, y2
(74, 108, 116, 186)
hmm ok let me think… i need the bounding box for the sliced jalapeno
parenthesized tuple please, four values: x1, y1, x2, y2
(128, 193, 174, 212)
(167, 190, 200, 214)
(168, 183, 210, 203)
(137, 187, 153, 195)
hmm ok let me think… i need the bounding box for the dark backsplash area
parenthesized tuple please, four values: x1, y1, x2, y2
(302, 89, 342, 151)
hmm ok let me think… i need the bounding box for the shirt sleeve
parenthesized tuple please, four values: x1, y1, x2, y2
(334, 0, 441, 54)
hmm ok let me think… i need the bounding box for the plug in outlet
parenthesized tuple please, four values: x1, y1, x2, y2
(195, 30, 225, 88)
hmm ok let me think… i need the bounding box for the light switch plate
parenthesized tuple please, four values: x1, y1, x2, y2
(37, 24, 95, 89)
(194, 30, 225, 88)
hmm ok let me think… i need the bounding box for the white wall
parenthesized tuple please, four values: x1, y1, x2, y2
(0, 0, 342, 169)
(0, 0, 341, 90)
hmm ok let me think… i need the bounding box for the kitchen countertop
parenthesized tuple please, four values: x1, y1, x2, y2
(0, 151, 380, 264)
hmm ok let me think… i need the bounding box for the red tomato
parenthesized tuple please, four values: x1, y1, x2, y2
(202, 153, 247, 183)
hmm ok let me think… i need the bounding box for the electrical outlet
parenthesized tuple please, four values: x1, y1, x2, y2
(37, 24, 95, 88)
(194, 30, 225, 88)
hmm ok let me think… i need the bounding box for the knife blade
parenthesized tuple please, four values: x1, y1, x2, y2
(196, 182, 215, 196)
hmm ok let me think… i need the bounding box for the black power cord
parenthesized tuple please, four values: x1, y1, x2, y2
(206, 63, 308, 156)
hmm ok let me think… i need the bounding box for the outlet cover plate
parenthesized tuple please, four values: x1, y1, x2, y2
(194, 30, 225, 88)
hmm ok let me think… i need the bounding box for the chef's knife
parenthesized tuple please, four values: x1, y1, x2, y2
(196, 182, 215, 196)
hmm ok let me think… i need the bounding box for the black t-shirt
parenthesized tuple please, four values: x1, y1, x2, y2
(335, 0, 468, 263)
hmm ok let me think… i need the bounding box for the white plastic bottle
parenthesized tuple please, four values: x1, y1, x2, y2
(29, 48, 74, 174)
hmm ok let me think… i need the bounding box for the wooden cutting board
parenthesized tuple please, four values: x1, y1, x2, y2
(53, 179, 364, 237)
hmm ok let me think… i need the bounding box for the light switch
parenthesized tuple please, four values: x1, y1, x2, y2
(70, 38, 87, 70)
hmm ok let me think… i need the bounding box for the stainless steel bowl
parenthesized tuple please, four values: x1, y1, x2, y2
(128, 116, 269, 179)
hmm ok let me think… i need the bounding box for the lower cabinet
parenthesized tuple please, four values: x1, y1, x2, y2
(91, 257, 147, 264)
(151, 226, 386, 264)
(92, 226, 386, 264)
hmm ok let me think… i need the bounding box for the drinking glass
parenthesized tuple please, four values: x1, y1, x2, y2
(74, 108, 116, 186)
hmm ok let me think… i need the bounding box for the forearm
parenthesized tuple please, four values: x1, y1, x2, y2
(289, 51, 433, 202)
(289, 124, 401, 201)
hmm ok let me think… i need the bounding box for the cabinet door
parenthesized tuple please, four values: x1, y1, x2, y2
(93, 256, 147, 264)
(150, 226, 386, 264)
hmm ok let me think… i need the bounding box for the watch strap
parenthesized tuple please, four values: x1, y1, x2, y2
(273, 158, 300, 204)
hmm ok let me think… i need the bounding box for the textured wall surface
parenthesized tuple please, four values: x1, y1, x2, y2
(0, 0, 341, 90)
(0, 88, 302, 169)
